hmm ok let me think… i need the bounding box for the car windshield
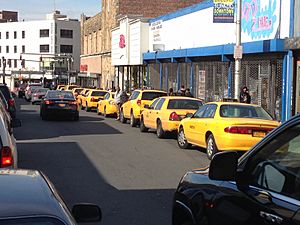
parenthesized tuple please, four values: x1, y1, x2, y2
(167, 99, 203, 109)
(0, 217, 66, 225)
(30, 86, 42, 91)
(220, 104, 273, 120)
(46, 91, 74, 99)
(141, 92, 167, 100)
(34, 88, 49, 93)
(74, 88, 83, 94)
(91, 91, 107, 97)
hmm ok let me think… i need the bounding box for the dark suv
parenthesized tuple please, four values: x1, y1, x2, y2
(0, 84, 16, 118)
(173, 114, 300, 225)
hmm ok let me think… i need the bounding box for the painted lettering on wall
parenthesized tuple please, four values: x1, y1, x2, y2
(119, 34, 126, 49)
(241, 0, 278, 39)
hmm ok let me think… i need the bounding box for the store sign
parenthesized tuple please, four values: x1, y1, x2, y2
(213, 0, 235, 23)
(119, 34, 126, 49)
(242, 0, 278, 40)
(151, 20, 163, 43)
(80, 64, 88, 72)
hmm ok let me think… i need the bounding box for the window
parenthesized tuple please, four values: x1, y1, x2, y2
(129, 91, 140, 100)
(14, 46, 17, 53)
(8, 59, 11, 68)
(6, 46, 9, 53)
(91, 91, 107, 97)
(150, 98, 160, 109)
(60, 45, 73, 53)
(193, 105, 207, 118)
(104, 93, 110, 100)
(22, 45, 25, 53)
(141, 92, 167, 100)
(60, 29, 73, 38)
(203, 104, 217, 118)
(0, 46, 1, 53)
(248, 124, 300, 201)
(40, 45, 49, 53)
(0, 32, 1, 39)
(154, 98, 165, 110)
(40, 29, 49, 37)
(14, 31, 17, 39)
(22, 31, 25, 38)
(6, 32, 9, 39)
(167, 99, 203, 110)
(14, 59, 17, 68)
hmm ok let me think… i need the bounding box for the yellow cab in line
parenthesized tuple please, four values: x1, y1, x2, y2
(140, 96, 203, 138)
(97, 92, 117, 117)
(65, 85, 79, 91)
(81, 89, 109, 112)
(177, 101, 280, 159)
(120, 89, 167, 127)
(77, 88, 92, 106)
(72, 88, 84, 99)
(56, 85, 66, 90)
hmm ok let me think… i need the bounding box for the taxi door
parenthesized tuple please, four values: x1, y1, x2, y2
(143, 98, 160, 128)
(150, 98, 165, 129)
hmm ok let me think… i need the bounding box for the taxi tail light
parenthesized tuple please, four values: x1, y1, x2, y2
(137, 99, 142, 106)
(1, 146, 13, 167)
(224, 126, 274, 134)
(8, 98, 15, 106)
(45, 100, 54, 105)
(169, 112, 180, 121)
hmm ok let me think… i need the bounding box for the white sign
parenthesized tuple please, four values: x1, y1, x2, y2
(234, 46, 243, 59)
(151, 20, 163, 43)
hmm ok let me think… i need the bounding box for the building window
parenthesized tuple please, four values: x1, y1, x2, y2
(14, 31, 17, 39)
(40, 45, 49, 53)
(14, 59, 17, 68)
(0, 32, 1, 39)
(60, 45, 73, 53)
(6, 32, 9, 39)
(22, 45, 25, 53)
(40, 29, 49, 38)
(22, 31, 25, 39)
(8, 59, 11, 68)
(0, 46, 1, 53)
(60, 29, 73, 38)
(6, 46, 9, 53)
(14, 46, 17, 53)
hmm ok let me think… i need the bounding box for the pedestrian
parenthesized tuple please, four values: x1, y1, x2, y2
(178, 85, 186, 96)
(239, 86, 251, 104)
(168, 88, 174, 96)
(185, 88, 193, 98)
(114, 86, 122, 120)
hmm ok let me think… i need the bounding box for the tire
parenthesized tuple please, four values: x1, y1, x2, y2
(120, 110, 127, 124)
(104, 107, 107, 118)
(156, 120, 165, 138)
(97, 107, 101, 115)
(177, 127, 191, 149)
(206, 134, 218, 160)
(140, 117, 148, 132)
(86, 102, 91, 112)
(130, 111, 137, 127)
(73, 114, 79, 121)
(41, 111, 47, 121)
(81, 103, 85, 110)
(32, 101, 35, 105)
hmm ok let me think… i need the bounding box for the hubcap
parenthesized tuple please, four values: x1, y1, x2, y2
(207, 138, 214, 156)
(178, 130, 186, 146)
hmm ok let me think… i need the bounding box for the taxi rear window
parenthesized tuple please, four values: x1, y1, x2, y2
(91, 91, 107, 97)
(167, 99, 203, 109)
(141, 92, 167, 100)
(220, 105, 273, 120)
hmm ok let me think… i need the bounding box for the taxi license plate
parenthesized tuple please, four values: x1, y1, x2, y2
(252, 131, 266, 138)
(58, 104, 66, 107)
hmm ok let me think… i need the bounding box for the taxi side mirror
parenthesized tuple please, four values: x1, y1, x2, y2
(186, 113, 193, 118)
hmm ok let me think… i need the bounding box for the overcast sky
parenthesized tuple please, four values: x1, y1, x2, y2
(0, 0, 101, 20)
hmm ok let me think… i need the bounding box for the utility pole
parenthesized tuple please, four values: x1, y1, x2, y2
(2, 57, 6, 84)
(234, 0, 242, 100)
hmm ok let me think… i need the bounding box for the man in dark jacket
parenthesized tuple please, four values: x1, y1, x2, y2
(239, 86, 251, 104)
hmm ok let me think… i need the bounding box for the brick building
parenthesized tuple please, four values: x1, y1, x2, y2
(80, 0, 202, 88)
(0, 10, 18, 23)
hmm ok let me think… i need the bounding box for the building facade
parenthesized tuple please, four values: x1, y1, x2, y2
(0, 11, 80, 89)
(142, 0, 291, 121)
(0, 10, 18, 23)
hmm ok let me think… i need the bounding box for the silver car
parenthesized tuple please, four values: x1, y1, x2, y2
(31, 88, 49, 104)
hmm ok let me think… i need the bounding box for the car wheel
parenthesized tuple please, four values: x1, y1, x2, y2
(120, 110, 127, 124)
(156, 120, 165, 138)
(81, 103, 85, 110)
(97, 107, 101, 115)
(86, 102, 91, 112)
(177, 127, 191, 149)
(32, 101, 35, 105)
(140, 117, 148, 132)
(104, 107, 107, 118)
(206, 134, 218, 160)
(41, 111, 47, 121)
(73, 114, 79, 121)
(130, 111, 137, 127)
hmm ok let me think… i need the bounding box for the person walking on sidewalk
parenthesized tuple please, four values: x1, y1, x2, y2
(115, 86, 122, 120)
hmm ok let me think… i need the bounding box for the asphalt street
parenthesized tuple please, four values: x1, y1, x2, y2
(14, 99, 209, 225)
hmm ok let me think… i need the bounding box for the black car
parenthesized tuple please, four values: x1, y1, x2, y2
(0, 84, 16, 118)
(0, 169, 101, 224)
(40, 90, 79, 121)
(173, 114, 300, 225)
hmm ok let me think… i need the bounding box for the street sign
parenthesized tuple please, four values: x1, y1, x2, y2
(234, 46, 243, 59)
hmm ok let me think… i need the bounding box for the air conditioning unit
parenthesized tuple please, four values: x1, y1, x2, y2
(153, 44, 165, 51)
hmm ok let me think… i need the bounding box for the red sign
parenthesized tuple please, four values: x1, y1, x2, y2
(119, 34, 126, 49)
(80, 64, 88, 72)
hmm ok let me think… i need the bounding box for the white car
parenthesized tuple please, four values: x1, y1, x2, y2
(0, 99, 20, 168)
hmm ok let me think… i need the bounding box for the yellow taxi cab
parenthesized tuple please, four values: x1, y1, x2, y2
(140, 96, 203, 138)
(56, 85, 66, 90)
(81, 89, 109, 112)
(65, 85, 79, 91)
(77, 88, 91, 106)
(72, 88, 84, 99)
(120, 89, 167, 127)
(97, 92, 117, 117)
(177, 102, 280, 159)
